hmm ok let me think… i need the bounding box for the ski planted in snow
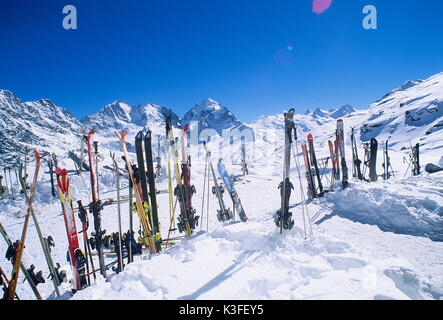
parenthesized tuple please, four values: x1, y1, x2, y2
(301, 140, 317, 200)
(217, 158, 248, 222)
(336, 119, 349, 188)
(328, 140, 337, 186)
(241, 142, 248, 176)
(56, 168, 88, 292)
(351, 127, 363, 180)
(19, 164, 64, 296)
(115, 130, 158, 253)
(135, 131, 158, 249)
(179, 124, 198, 231)
(164, 117, 197, 236)
(7, 150, 40, 300)
(0, 221, 42, 300)
(145, 130, 162, 251)
(84, 129, 107, 277)
(412, 143, 420, 176)
(203, 142, 233, 222)
(274, 108, 295, 232)
(369, 138, 378, 182)
(382, 139, 394, 180)
(307, 133, 324, 195)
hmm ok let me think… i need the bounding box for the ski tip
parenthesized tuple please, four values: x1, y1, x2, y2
(33, 149, 40, 162)
(55, 167, 68, 176)
(135, 131, 143, 140)
(114, 130, 126, 140)
(184, 124, 189, 132)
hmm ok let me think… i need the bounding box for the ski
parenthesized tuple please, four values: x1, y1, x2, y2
(179, 124, 198, 232)
(19, 164, 63, 296)
(48, 158, 56, 197)
(351, 127, 363, 180)
(382, 139, 394, 180)
(307, 133, 323, 195)
(301, 140, 317, 200)
(1, 265, 20, 300)
(0, 221, 42, 300)
(115, 130, 157, 253)
(135, 131, 156, 243)
(203, 142, 233, 222)
(77, 200, 95, 282)
(110, 152, 124, 272)
(164, 117, 194, 236)
(241, 142, 248, 175)
(328, 140, 337, 185)
(217, 159, 248, 222)
(412, 143, 420, 176)
(334, 138, 340, 181)
(145, 130, 162, 251)
(56, 168, 88, 292)
(275, 109, 295, 232)
(7, 149, 40, 300)
(84, 129, 107, 277)
(0, 174, 5, 199)
(336, 119, 349, 188)
(369, 138, 378, 181)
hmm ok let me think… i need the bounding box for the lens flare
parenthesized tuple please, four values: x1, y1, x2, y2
(312, 0, 333, 14)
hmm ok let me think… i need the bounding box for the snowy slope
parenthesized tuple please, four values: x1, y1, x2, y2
(0, 71, 442, 300)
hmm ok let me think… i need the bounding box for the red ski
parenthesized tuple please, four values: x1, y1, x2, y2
(301, 140, 317, 200)
(56, 168, 88, 291)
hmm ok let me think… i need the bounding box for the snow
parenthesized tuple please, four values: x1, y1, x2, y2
(1, 71, 442, 300)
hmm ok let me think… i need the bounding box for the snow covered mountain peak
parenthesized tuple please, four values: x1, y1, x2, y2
(183, 98, 248, 135)
(329, 104, 357, 118)
(302, 104, 356, 119)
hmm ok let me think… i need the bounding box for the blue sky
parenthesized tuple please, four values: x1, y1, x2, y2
(0, 0, 442, 122)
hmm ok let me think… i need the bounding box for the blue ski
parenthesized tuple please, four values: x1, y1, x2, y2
(217, 159, 248, 222)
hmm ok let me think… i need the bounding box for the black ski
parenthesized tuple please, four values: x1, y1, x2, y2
(144, 130, 162, 252)
(351, 127, 363, 180)
(274, 109, 295, 233)
(369, 138, 378, 182)
(412, 143, 420, 176)
(307, 133, 323, 195)
(382, 139, 394, 180)
(336, 119, 349, 188)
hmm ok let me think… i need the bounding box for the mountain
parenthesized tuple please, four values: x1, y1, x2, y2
(329, 104, 357, 119)
(80, 101, 181, 133)
(359, 73, 443, 147)
(183, 98, 249, 136)
(246, 72, 443, 173)
(0, 89, 82, 165)
(1, 71, 442, 169)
